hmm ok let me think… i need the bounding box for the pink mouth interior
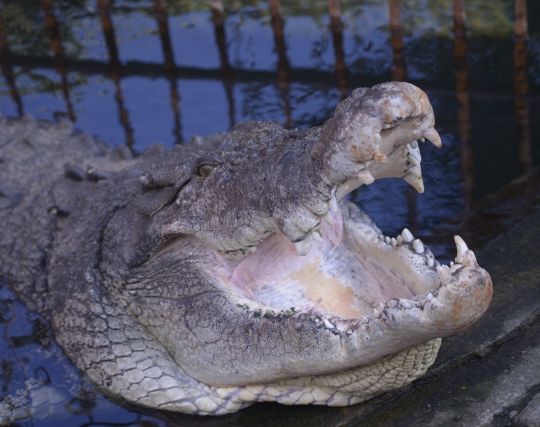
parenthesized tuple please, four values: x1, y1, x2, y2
(206, 206, 436, 319)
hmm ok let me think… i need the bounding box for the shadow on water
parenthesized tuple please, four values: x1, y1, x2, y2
(0, 0, 539, 425)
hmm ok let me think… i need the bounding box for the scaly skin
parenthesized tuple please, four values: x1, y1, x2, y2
(0, 82, 492, 416)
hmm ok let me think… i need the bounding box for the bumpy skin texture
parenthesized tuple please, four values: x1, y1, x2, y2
(0, 83, 491, 416)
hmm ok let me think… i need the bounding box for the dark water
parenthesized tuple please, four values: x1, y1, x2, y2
(0, 0, 539, 425)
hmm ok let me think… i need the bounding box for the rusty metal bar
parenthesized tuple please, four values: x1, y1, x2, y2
(513, 0, 531, 173)
(41, 0, 76, 121)
(209, 0, 235, 127)
(453, 0, 474, 209)
(0, 14, 23, 116)
(97, 0, 134, 149)
(154, 0, 183, 144)
(388, 0, 406, 81)
(328, 0, 348, 98)
(269, 0, 292, 127)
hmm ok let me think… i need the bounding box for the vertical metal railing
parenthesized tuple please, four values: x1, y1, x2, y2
(328, 0, 348, 98)
(96, 0, 135, 149)
(209, 0, 235, 128)
(453, 0, 473, 210)
(269, 0, 292, 127)
(513, 0, 531, 173)
(0, 14, 23, 117)
(154, 0, 183, 144)
(41, 0, 76, 121)
(388, 0, 406, 81)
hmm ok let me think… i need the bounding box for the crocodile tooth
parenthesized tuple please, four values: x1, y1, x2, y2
(450, 261, 455, 267)
(323, 318, 334, 329)
(384, 236, 391, 244)
(454, 235, 468, 263)
(407, 143, 421, 163)
(427, 257, 434, 267)
(401, 228, 414, 243)
(436, 265, 451, 282)
(396, 235, 403, 244)
(399, 299, 412, 309)
(390, 237, 397, 246)
(404, 174, 425, 193)
(423, 127, 442, 148)
(412, 239, 424, 254)
(426, 292, 433, 300)
(294, 239, 310, 256)
(463, 249, 478, 267)
(419, 137, 426, 142)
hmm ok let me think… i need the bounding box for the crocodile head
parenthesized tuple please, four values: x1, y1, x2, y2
(90, 82, 492, 414)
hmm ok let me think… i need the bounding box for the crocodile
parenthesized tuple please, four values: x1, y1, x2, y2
(0, 82, 492, 416)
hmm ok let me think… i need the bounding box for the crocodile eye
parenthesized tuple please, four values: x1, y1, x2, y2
(197, 164, 215, 178)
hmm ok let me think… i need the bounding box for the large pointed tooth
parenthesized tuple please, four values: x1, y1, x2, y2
(464, 249, 477, 267)
(404, 174, 425, 193)
(454, 235, 468, 263)
(423, 128, 442, 148)
(412, 239, 424, 253)
(402, 228, 414, 243)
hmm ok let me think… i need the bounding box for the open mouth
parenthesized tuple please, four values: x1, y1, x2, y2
(205, 136, 493, 351)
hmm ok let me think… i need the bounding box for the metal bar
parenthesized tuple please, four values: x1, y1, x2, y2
(154, 0, 183, 144)
(388, 0, 406, 81)
(269, 0, 292, 127)
(453, 0, 474, 209)
(209, 0, 235, 127)
(328, 0, 348, 97)
(513, 0, 531, 173)
(41, 0, 76, 121)
(96, 0, 134, 149)
(0, 14, 23, 116)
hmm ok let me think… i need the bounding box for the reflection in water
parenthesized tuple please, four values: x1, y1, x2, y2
(269, 0, 292, 127)
(388, 0, 406, 81)
(452, 0, 473, 210)
(154, 0, 183, 144)
(0, 14, 23, 117)
(513, 0, 531, 173)
(41, 0, 76, 121)
(328, 0, 348, 98)
(210, 0, 236, 128)
(97, 0, 135, 149)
